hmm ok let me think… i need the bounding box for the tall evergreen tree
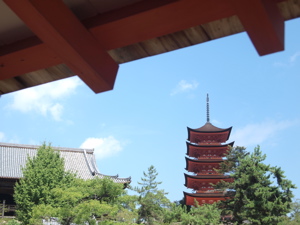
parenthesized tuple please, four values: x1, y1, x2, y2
(133, 165, 170, 224)
(219, 146, 296, 224)
(14, 143, 75, 224)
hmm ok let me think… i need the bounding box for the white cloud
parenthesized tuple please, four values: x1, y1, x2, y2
(49, 104, 64, 121)
(0, 132, 4, 141)
(273, 51, 300, 67)
(8, 77, 81, 121)
(80, 136, 123, 160)
(230, 120, 295, 147)
(290, 51, 300, 63)
(170, 80, 198, 96)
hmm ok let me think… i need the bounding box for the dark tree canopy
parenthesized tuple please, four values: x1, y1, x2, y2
(218, 146, 296, 224)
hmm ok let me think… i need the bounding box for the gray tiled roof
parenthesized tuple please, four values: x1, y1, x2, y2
(0, 142, 131, 184)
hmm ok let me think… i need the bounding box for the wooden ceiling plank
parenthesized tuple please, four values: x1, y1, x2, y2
(4, 0, 119, 93)
(88, 0, 235, 50)
(230, 0, 285, 56)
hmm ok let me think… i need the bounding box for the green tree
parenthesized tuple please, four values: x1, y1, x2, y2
(14, 143, 75, 225)
(181, 202, 221, 225)
(133, 165, 170, 224)
(279, 199, 300, 225)
(219, 146, 296, 224)
(29, 177, 125, 225)
(14, 143, 125, 225)
(163, 202, 188, 224)
(85, 176, 125, 203)
(218, 146, 248, 175)
(291, 199, 300, 221)
(6, 220, 20, 225)
(116, 193, 139, 223)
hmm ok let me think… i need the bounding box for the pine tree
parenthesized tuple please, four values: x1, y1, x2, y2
(133, 165, 170, 224)
(219, 146, 296, 224)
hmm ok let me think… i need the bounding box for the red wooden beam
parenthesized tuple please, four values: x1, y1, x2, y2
(1, 0, 235, 87)
(3, 0, 119, 93)
(230, 0, 285, 56)
(0, 40, 62, 80)
(1, 0, 286, 91)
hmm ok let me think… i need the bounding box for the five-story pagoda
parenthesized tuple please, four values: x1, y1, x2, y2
(184, 95, 234, 206)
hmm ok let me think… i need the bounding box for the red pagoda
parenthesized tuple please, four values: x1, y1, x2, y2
(184, 94, 234, 206)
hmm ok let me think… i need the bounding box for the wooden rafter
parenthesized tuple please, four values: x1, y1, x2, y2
(1, 0, 287, 93)
(1, 0, 235, 91)
(0, 40, 61, 80)
(230, 0, 285, 56)
(3, 0, 119, 93)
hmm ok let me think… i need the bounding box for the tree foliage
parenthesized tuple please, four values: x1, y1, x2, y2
(219, 146, 296, 224)
(279, 199, 300, 225)
(162, 201, 221, 225)
(133, 165, 170, 224)
(218, 146, 248, 175)
(14, 143, 126, 225)
(29, 177, 125, 225)
(16, 143, 296, 225)
(163, 202, 188, 223)
(181, 202, 221, 225)
(14, 143, 75, 224)
(116, 193, 139, 223)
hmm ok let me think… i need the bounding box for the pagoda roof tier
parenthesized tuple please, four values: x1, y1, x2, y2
(186, 157, 224, 164)
(184, 191, 227, 198)
(185, 173, 232, 179)
(186, 141, 234, 157)
(184, 173, 233, 189)
(189, 122, 231, 132)
(185, 157, 223, 173)
(184, 191, 230, 206)
(187, 123, 232, 144)
(187, 142, 234, 159)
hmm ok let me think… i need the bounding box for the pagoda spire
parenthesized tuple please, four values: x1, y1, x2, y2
(206, 93, 210, 123)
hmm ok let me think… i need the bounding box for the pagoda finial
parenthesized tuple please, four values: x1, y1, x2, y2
(206, 93, 210, 123)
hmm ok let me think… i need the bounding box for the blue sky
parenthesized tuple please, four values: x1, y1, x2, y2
(1, 18, 300, 202)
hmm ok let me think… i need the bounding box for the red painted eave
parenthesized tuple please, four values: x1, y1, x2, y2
(1, 0, 287, 93)
(3, 0, 119, 93)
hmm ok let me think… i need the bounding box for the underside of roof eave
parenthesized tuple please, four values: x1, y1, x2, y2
(186, 141, 235, 148)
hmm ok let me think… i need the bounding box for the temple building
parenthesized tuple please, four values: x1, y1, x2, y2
(184, 95, 234, 206)
(0, 142, 131, 216)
